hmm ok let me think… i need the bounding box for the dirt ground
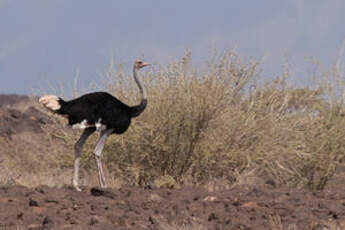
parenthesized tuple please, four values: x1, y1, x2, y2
(0, 94, 345, 230)
(0, 184, 345, 230)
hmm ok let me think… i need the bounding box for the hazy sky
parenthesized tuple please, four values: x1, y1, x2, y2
(1, 0, 345, 95)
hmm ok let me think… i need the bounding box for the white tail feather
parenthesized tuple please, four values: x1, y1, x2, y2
(39, 95, 61, 111)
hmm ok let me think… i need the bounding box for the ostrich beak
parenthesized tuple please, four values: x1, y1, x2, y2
(141, 62, 151, 68)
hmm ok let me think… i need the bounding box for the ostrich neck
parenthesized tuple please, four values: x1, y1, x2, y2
(133, 67, 147, 100)
(130, 67, 147, 117)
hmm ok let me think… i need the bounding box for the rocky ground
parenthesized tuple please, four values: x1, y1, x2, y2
(0, 184, 345, 229)
(0, 94, 345, 230)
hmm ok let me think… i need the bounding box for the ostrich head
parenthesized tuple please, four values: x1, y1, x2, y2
(134, 60, 150, 69)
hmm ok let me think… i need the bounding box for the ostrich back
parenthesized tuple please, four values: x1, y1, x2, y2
(60, 92, 132, 134)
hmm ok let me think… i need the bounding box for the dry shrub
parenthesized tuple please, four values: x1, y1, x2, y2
(34, 49, 345, 189)
(97, 50, 259, 186)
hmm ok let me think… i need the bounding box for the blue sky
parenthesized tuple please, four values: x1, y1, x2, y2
(1, 0, 345, 94)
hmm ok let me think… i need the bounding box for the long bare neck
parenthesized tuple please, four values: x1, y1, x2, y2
(130, 67, 147, 117)
(133, 67, 147, 100)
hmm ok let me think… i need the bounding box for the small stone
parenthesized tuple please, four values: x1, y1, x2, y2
(208, 212, 218, 221)
(29, 198, 39, 207)
(89, 216, 100, 226)
(203, 196, 217, 201)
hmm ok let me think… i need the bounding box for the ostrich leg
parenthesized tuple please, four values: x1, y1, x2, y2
(94, 129, 113, 188)
(73, 127, 96, 191)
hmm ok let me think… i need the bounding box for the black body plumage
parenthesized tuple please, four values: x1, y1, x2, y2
(57, 92, 146, 134)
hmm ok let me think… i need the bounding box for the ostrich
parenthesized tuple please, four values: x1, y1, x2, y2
(39, 60, 150, 191)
